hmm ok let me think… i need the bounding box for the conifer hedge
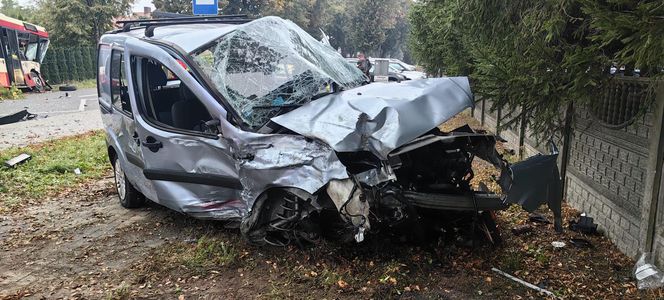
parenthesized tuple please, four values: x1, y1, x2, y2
(409, 0, 664, 140)
(40, 46, 96, 84)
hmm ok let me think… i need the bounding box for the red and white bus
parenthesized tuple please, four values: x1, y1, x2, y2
(0, 13, 49, 91)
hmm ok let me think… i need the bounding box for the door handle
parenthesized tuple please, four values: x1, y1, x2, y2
(143, 136, 163, 153)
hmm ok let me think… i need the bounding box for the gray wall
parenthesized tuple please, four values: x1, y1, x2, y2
(566, 106, 653, 257)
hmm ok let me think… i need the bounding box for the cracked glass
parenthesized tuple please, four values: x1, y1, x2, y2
(191, 17, 366, 130)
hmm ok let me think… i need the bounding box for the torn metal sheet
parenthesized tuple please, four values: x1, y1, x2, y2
(271, 77, 474, 159)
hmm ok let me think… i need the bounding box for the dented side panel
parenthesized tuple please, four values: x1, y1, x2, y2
(231, 133, 349, 211)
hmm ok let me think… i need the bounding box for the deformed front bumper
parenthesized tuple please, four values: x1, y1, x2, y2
(404, 191, 508, 211)
(399, 142, 563, 232)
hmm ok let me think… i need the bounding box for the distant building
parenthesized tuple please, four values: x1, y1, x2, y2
(113, 6, 152, 26)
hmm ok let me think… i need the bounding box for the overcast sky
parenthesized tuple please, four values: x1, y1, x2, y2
(16, 0, 156, 12)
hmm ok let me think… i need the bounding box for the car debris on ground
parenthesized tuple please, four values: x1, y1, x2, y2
(569, 214, 598, 234)
(634, 252, 664, 289)
(0, 109, 37, 125)
(4, 153, 31, 168)
(492, 267, 558, 297)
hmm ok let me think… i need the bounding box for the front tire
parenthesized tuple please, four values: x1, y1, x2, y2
(113, 157, 144, 208)
(30, 71, 44, 93)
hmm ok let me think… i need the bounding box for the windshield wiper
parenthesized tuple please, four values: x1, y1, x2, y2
(252, 104, 303, 109)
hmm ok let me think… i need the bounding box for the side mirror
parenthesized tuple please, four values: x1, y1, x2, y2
(204, 119, 221, 135)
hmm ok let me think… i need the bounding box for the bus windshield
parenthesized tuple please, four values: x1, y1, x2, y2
(18, 33, 47, 63)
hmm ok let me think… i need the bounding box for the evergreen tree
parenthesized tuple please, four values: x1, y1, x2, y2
(153, 0, 192, 14)
(35, 0, 131, 46)
(408, 0, 664, 141)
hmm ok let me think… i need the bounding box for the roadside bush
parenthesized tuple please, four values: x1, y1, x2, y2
(409, 0, 664, 140)
(0, 84, 23, 100)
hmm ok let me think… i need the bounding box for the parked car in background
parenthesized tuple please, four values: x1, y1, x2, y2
(389, 62, 427, 80)
(390, 58, 416, 71)
(369, 65, 407, 82)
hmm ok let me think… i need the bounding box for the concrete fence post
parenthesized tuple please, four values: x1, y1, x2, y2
(639, 81, 664, 254)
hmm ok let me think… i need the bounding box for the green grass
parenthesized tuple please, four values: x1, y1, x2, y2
(182, 236, 237, 269)
(55, 78, 97, 89)
(0, 131, 110, 207)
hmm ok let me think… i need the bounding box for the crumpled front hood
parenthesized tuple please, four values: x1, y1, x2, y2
(271, 77, 473, 158)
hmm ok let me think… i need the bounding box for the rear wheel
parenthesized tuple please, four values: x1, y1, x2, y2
(113, 157, 144, 208)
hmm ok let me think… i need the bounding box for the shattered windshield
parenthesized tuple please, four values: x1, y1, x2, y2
(191, 17, 367, 130)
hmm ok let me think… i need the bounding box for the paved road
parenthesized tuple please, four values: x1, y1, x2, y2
(0, 88, 103, 150)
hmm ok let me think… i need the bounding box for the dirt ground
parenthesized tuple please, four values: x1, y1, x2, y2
(0, 175, 657, 299)
(1, 113, 663, 299)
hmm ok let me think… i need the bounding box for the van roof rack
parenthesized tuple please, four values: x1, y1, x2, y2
(116, 14, 252, 34)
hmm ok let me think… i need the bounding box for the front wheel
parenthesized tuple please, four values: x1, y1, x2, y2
(113, 157, 144, 208)
(30, 71, 44, 93)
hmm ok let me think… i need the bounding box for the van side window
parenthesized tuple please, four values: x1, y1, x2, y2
(110, 50, 132, 115)
(97, 45, 112, 104)
(139, 59, 212, 133)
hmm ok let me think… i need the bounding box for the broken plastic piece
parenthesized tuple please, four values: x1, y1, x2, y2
(0, 110, 37, 125)
(551, 241, 566, 248)
(74, 168, 82, 175)
(354, 227, 365, 243)
(512, 224, 533, 235)
(569, 215, 598, 234)
(569, 238, 593, 249)
(4, 153, 31, 168)
(499, 143, 563, 232)
(529, 213, 551, 224)
(634, 252, 664, 289)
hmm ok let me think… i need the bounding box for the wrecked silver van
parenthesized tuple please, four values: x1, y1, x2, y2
(98, 16, 562, 246)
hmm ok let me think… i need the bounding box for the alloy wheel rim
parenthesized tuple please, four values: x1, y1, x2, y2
(114, 160, 126, 200)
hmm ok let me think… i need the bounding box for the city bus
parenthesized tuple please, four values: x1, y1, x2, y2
(0, 13, 49, 91)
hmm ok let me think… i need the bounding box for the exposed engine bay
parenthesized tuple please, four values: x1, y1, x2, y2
(240, 124, 562, 247)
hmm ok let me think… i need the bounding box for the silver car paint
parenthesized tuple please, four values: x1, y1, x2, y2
(111, 37, 351, 218)
(102, 24, 495, 223)
(271, 77, 473, 159)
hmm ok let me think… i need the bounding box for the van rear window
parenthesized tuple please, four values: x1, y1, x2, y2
(97, 45, 112, 105)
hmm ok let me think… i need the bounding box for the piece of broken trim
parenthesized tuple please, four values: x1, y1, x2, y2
(551, 241, 566, 248)
(569, 215, 598, 234)
(569, 238, 593, 248)
(4, 153, 31, 168)
(0, 110, 37, 125)
(491, 267, 558, 298)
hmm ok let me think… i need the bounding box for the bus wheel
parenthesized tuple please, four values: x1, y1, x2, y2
(30, 71, 45, 93)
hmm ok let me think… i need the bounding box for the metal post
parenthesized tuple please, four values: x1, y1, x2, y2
(496, 106, 502, 135)
(481, 98, 486, 127)
(518, 109, 527, 160)
(560, 102, 574, 198)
